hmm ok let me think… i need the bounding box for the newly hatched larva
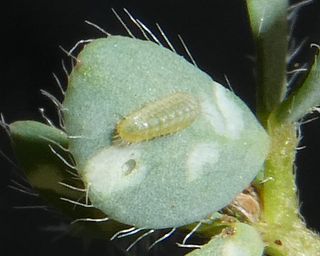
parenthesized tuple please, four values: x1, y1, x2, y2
(114, 92, 200, 143)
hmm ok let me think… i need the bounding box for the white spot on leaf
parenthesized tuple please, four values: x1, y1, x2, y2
(84, 145, 146, 195)
(201, 85, 244, 139)
(187, 143, 220, 181)
(214, 85, 244, 139)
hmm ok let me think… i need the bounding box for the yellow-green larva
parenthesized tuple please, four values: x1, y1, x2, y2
(115, 92, 200, 143)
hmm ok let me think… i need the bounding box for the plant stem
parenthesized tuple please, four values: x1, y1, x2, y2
(261, 121, 299, 225)
(256, 118, 320, 255)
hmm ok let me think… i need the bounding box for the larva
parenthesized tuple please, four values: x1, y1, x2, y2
(114, 92, 200, 143)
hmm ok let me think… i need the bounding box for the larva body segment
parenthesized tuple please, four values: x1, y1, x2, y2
(116, 92, 200, 143)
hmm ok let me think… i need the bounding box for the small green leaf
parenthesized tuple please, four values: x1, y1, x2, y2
(246, 0, 288, 122)
(263, 246, 286, 256)
(9, 121, 128, 238)
(187, 223, 264, 256)
(9, 121, 91, 215)
(275, 51, 320, 123)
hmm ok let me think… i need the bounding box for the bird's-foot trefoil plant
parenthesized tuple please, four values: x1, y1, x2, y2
(1, 1, 320, 255)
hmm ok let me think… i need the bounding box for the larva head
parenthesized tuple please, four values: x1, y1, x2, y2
(115, 117, 149, 144)
(63, 36, 270, 229)
(115, 118, 138, 144)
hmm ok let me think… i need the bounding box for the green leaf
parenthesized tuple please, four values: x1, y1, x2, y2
(9, 120, 128, 238)
(274, 51, 320, 123)
(63, 36, 270, 229)
(9, 120, 91, 215)
(263, 246, 286, 256)
(246, 0, 288, 123)
(187, 223, 264, 256)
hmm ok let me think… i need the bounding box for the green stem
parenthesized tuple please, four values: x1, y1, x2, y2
(256, 119, 320, 255)
(261, 121, 299, 225)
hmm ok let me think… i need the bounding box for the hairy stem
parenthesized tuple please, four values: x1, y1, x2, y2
(261, 121, 299, 225)
(257, 119, 320, 255)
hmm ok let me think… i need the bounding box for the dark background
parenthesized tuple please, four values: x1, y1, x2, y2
(0, 0, 320, 255)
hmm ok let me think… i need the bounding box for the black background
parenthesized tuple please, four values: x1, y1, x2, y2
(0, 0, 320, 255)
